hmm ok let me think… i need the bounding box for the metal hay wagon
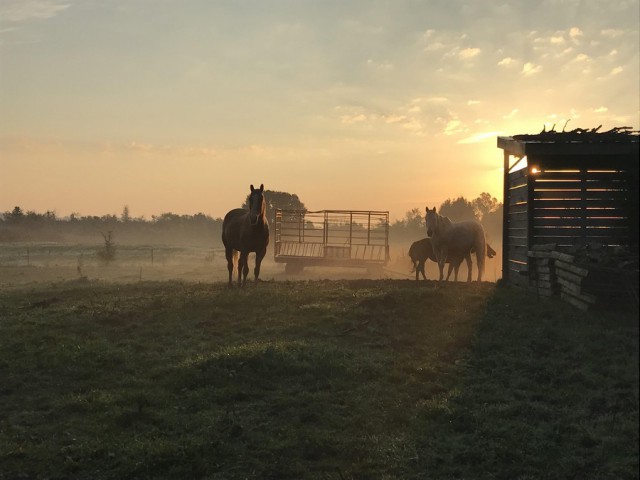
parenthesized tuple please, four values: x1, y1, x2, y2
(274, 209, 390, 273)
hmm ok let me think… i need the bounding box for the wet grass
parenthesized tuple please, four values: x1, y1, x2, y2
(0, 279, 637, 479)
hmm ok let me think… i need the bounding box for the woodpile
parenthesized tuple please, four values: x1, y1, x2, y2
(528, 244, 639, 311)
(513, 125, 639, 143)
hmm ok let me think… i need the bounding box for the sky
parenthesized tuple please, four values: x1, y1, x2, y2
(1, 0, 638, 222)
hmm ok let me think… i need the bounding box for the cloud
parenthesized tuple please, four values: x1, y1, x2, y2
(569, 27, 582, 42)
(424, 41, 446, 52)
(340, 113, 367, 125)
(0, 135, 223, 160)
(129, 141, 154, 153)
(503, 109, 519, 120)
(384, 114, 406, 124)
(421, 29, 447, 52)
(0, 0, 71, 22)
(425, 96, 449, 104)
(601, 29, 624, 38)
(550, 35, 565, 45)
(498, 57, 516, 67)
(366, 59, 394, 70)
(594, 106, 608, 113)
(458, 47, 481, 59)
(521, 62, 542, 76)
(443, 119, 465, 136)
(596, 66, 624, 81)
(385, 115, 423, 134)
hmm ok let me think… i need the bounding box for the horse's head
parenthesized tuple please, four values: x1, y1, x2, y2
(425, 206, 438, 237)
(248, 184, 266, 225)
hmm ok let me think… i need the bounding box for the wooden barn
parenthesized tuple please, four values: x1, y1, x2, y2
(497, 127, 639, 307)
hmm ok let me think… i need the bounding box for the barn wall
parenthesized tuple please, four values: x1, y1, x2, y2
(529, 154, 638, 248)
(505, 166, 529, 286)
(499, 135, 638, 287)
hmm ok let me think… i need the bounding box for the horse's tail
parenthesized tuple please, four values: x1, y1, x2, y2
(486, 243, 497, 258)
(474, 223, 486, 280)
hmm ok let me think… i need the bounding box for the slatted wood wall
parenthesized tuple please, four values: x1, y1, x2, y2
(530, 156, 637, 248)
(505, 166, 529, 285)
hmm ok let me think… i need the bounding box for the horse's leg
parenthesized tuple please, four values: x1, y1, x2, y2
(438, 246, 447, 281)
(254, 248, 266, 283)
(237, 252, 247, 287)
(465, 251, 473, 283)
(446, 263, 454, 281)
(475, 228, 486, 282)
(225, 247, 234, 287)
(419, 260, 427, 280)
(438, 260, 445, 281)
(476, 250, 485, 282)
(241, 252, 251, 287)
(236, 253, 243, 287)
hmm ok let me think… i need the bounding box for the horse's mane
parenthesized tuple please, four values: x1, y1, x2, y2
(439, 215, 453, 229)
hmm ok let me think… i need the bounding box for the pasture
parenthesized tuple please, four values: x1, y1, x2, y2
(1, 272, 637, 479)
(0, 241, 503, 289)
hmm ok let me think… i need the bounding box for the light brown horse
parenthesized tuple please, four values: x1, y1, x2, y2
(222, 184, 269, 287)
(425, 207, 488, 282)
(409, 237, 496, 281)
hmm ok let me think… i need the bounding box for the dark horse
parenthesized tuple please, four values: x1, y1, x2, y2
(408, 238, 438, 281)
(222, 184, 269, 287)
(409, 237, 497, 282)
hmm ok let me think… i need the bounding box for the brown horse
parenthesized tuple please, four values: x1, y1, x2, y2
(222, 184, 270, 287)
(409, 237, 496, 281)
(408, 238, 438, 281)
(425, 207, 488, 282)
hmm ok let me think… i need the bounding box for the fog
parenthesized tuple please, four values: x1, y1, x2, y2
(0, 236, 502, 290)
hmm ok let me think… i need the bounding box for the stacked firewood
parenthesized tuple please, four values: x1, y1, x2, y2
(513, 125, 639, 143)
(528, 244, 639, 311)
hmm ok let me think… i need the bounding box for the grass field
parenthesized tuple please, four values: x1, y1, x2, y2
(0, 277, 637, 479)
(0, 241, 503, 287)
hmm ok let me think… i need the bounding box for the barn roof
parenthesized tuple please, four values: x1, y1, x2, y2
(498, 126, 639, 156)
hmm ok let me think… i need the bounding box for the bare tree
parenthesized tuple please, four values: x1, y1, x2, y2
(97, 231, 116, 264)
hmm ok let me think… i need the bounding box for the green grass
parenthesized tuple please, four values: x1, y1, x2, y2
(0, 279, 637, 479)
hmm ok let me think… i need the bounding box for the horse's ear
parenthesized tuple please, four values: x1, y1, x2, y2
(250, 184, 255, 192)
(259, 184, 264, 191)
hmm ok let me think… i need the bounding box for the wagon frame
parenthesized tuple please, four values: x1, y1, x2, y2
(274, 209, 390, 273)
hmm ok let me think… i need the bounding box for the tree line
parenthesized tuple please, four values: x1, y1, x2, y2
(391, 192, 503, 244)
(1, 191, 501, 246)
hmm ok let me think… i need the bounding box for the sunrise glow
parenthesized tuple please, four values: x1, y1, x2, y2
(1, 1, 638, 221)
